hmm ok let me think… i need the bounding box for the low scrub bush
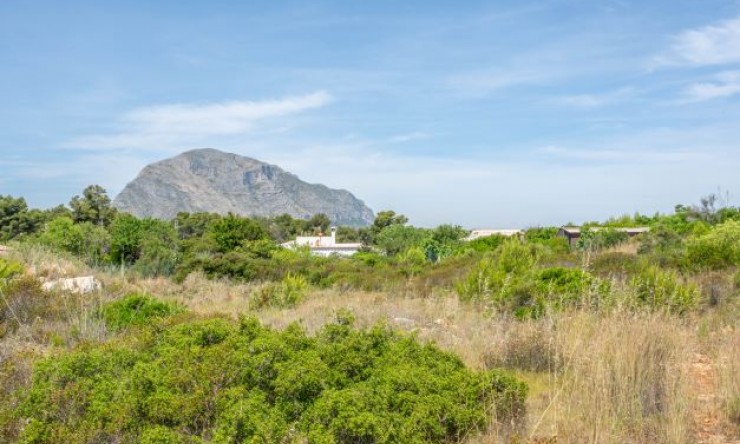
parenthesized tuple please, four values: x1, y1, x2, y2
(630, 266, 699, 314)
(102, 294, 182, 331)
(456, 240, 608, 318)
(17, 316, 527, 443)
(686, 220, 740, 269)
(250, 273, 309, 309)
(0, 275, 55, 339)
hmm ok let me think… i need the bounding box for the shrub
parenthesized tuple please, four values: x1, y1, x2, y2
(466, 234, 508, 253)
(588, 252, 640, 277)
(250, 273, 308, 309)
(630, 266, 699, 314)
(0, 276, 51, 338)
(103, 294, 182, 331)
(17, 316, 527, 443)
(686, 220, 740, 269)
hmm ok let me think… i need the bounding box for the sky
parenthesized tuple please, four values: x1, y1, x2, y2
(1, 0, 739, 228)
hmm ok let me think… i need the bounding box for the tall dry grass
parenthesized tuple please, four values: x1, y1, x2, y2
(3, 243, 736, 443)
(193, 286, 698, 443)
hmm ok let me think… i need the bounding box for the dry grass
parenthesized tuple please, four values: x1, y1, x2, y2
(128, 275, 708, 443)
(2, 245, 737, 443)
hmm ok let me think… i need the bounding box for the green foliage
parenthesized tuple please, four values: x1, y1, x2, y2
(38, 217, 112, 265)
(376, 224, 429, 257)
(0, 258, 23, 282)
(251, 273, 309, 309)
(457, 240, 611, 317)
(0, 275, 54, 338)
(335, 226, 360, 243)
(524, 227, 558, 243)
(109, 215, 178, 275)
(174, 212, 219, 240)
(466, 234, 508, 253)
(0, 195, 43, 241)
(38, 217, 83, 253)
(69, 185, 116, 227)
(576, 227, 629, 252)
(397, 246, 428, 276)
(208, 214, 268, 253)
(17, 316, 526, 443)
(630, 266, 699, 314)
(305, 213, 331, 235)
(638, 223, 684, 258)
(102, 294, 182, 331)
(524, 227, 571, 254)
(360, 210, 409, 245)
(456, 240, 541, 310)
(425, 224, 467, 262)
(685, 220, 740, 269)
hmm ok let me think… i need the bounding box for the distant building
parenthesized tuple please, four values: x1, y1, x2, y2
(464, 229, 523, 241)
(557, 226, 650, 248)
(281, 227, 362, 257)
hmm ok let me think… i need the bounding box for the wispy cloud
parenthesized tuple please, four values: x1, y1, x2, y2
(446, 69, 547, 96)
(540, 145, 707, 163)
(654, 16, 740, 67)
(387, 132, 431, 143)
(65, 91, 332, 150)
(557, 87, 635, 108)
(682, 71, 740, 102)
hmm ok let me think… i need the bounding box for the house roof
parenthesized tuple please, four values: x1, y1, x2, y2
(558, 226, 650, 236)
(464, 229, 522, 241)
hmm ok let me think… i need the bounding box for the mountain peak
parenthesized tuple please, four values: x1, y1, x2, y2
(113, 149, 374, 226)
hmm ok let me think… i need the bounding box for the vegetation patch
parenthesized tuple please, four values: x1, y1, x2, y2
(18, 315, 526, 444)
(103, 294, 183, 331)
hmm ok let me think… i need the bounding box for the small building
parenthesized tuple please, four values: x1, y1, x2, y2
(557, 226, 650, 248)
(281, 227, 362, 257)
(464, 229, 523, 241)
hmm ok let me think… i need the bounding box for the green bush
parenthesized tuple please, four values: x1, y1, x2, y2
(456, 239, 613, 318)
(17, 316, 526, 444)
(0, 276, 51, 338)
(103, 294, 182, 331)
(250, 273, 308, 309)
(686, 220, 740, 269)
(456, 240, 542, 311)
(630, 266, 699, 314)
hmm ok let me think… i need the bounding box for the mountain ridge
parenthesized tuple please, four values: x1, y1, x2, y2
(112, 148, 375, 226)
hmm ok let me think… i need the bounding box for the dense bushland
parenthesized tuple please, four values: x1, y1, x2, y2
(17, 313, 525, 444)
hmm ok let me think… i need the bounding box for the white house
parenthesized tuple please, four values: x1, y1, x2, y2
(464, 229, 523, 241)
(281, 227, 362, 257)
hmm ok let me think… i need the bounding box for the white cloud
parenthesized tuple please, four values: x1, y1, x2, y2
(682, 71, 740, 102)
(558, 87, 635, 108)
(540, 145, 706, 163)
(65, 91, 332, 150)
(656, 16, 740, 67)
(447, 69, 545, 95)
(387, 131, 431, 143)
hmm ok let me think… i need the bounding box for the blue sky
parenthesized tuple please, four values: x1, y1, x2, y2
(1, 0, 739, 227)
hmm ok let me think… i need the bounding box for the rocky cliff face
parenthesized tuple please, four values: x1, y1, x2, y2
(113, 149, 375, 226)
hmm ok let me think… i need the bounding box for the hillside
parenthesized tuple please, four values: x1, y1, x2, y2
(113, 148, 375, 225)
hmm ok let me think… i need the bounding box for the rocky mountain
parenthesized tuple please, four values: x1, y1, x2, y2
(113, 149, 375, 226)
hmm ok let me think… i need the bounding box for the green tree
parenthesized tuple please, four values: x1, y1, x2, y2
(69, 185, 116, 226)
(174, 212, 219, 239)
(375, 225, 429, 256)
(0, 195, 43, 240)
(372, 210, 408, 233)
(304, 213, 331, 235)
(38, 217, 84, 253)
(208, 214, 269, 253)
(360, 210, 409, 245)
(425, 224, 467, 262)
